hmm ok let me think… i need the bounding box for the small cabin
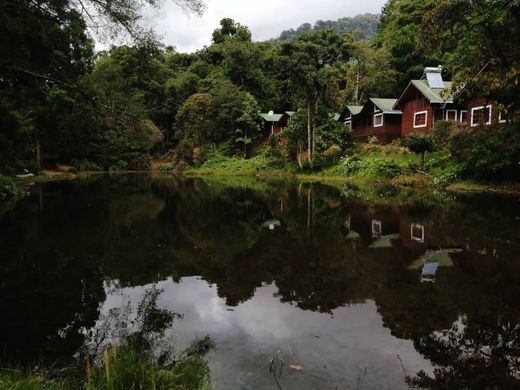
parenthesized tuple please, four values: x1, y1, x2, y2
(260, 111, 283, 136)
(394, 66, 507, 136)
(394, 66, 460, 136)
(338, 105, 363, 130)
(351, 98, 402, 144)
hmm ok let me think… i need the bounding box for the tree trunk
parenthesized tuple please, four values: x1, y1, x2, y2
(307, 100, 312, 165)
(35, 137, 42, 172)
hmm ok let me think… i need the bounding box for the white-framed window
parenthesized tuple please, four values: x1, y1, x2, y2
(374, 113, 384, 127)
(471, 105, 492, 127)
(345, 120, 352, 130)
(445, 109, 457, 121)
(499, 111, 507, 123)
(372, 220, 382, 238)
(459, 110, 468, 124)
(410, 224, 425, 243)
(414, 110, 428, 128)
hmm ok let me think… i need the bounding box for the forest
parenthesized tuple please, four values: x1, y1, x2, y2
(0, 0, 519, 181)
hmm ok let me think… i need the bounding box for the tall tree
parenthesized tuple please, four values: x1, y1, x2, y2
(281, 29, 351, 164)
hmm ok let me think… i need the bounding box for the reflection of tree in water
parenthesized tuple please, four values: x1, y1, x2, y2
(407, 317, 520, 389)
(405, 253, 520, 388)
(83, 285, 214, 369)
(6, 174, 519, 386)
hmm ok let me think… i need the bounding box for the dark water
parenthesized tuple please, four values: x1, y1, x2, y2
(1, 174, 519, 389)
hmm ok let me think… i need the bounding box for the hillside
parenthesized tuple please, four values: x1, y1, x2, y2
(274, 13, 380, 41)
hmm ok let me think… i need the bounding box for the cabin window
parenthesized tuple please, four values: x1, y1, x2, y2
(345, 120, 352, 130)
(374, 113, 384, 127)
(499, 111, 507, 123)
(445, 109, 457, 121)
(410, 224, 425, 243)
(413, 111, 428, 128)
(372, 220, 382, 238)
(459, 110, 468, 124)
(471, 105, 492, 127)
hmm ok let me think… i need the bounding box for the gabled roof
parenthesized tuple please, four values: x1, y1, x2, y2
(370, 98, 402, 114)
(394, 80, 454, 110)
(260, 113, 283, 122)
(410, 79, 454, 104)
(347, 105, 363, 115)
(338, 105, 363, 121)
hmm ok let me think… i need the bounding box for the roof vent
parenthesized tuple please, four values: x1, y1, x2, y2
(268, 110, 274, 115)
(422, 65, 444, 88)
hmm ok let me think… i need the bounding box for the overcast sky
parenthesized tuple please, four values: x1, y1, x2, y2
(138, 0, 387, 53)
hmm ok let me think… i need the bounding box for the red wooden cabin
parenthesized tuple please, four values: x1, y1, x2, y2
(351, 98, 402, 144)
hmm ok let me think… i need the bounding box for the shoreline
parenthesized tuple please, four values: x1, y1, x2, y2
(10, 169, 520, 197)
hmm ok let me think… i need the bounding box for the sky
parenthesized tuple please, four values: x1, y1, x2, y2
(138, 0, 387, 53)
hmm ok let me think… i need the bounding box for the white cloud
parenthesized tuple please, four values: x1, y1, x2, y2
(137, 0, 387, 52)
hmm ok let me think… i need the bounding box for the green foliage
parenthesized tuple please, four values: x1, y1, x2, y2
(448, 122, 520, 180)
(86, 343, 212, 390)
(175, 93, 214, 147)
(406, 132, 435, 168)
(421, 1, 520, 112)
(276, 14, 381, 41)
(375, 0, 442, 91)
(0, 175, 24, 201)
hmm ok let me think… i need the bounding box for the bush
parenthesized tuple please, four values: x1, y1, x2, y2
(73, 160, 103, 172)
(343, 156, 362, 176)
(368, 159, 403, 179)
(323, 144, 343, 165)
(431, 120, 470, 150)
(406, 132, 435, 168)
(0, 175, 24, 200)
(448, 121, 520, 180)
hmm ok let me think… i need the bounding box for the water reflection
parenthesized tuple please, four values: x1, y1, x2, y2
(0, 174, 519, 388)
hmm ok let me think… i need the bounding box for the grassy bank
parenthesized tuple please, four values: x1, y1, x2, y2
(161, 144, 519, 196)
(0, 344, 213, 390)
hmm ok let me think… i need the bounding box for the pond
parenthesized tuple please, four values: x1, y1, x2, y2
(0, 174, 519, 389)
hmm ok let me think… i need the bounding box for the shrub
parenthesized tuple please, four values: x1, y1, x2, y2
(323, 144, 343, 165)
(406, 133, 435, 168)
(0, 175, 24, 200)
(448, 121, 520, 180)
(369, 159, 403, 179)
(343, 156, 362, 176)
(368, 135, 379, 145)
(73, 160, 104, 172)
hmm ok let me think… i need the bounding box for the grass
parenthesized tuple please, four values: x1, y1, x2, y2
(184, 152, 290, 176)
(0, 344, 214, 390)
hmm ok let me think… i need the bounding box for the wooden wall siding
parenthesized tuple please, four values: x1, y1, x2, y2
(401, 96, 433, 136)
(352, 103, 402, 145)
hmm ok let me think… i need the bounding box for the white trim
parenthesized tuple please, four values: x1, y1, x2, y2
(413, 110, 428, 128)
(373, 113, 384, 127)
(459, 110, 467, 123)
(410, 224, 425, 243)
(372, 220, 382, 238)
(471, 105, 492, 127)
(499, 111, 507, 123)
(445, 109, 457, 121)
(344, 119, 352, 130)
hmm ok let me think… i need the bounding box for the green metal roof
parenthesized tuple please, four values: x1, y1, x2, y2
(285, 111, 296, 116)
(370, 98, 402, 114)
(260, 113, 283, 122)
(332, 113, 341, 121)
(410, 79, 454, 104)
(346, 105, 363, 115)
